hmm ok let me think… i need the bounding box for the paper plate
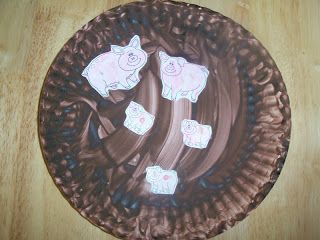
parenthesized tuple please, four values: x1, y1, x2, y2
(38, 0, 291, 239)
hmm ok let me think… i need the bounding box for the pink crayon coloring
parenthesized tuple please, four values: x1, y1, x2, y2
(82, 35, 147, 97)
(181, 119, 212, 149)
(159, 51, 209, 102)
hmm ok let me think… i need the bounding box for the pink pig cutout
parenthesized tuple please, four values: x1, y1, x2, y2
(81, 35, 147, 97)
(181, 119, 212, 149)
(146, 166, 178, 195)
(124, 101, 155, 135)
(159, 51, 209, 102)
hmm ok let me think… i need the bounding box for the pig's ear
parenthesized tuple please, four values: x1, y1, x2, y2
(128, 101, 133, 109)
(159, 51, 169, 62)
(129, 35, 141, 48)
(177, 57, 187, 66)
(111, 45, 124, 55)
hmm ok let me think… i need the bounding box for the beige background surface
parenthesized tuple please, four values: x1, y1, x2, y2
(1, 0, 319, 239)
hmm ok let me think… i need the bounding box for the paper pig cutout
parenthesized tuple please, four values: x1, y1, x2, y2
(82, 35, 147, 97)
(146, 166, 178, 195)
(124, 101, 155, 135)
(181, 119, 212, 149)
(159, 51, 209, 102)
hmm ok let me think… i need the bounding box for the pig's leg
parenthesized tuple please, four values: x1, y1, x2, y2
(119, 77, 132, 89)
(144, 118, 153, 132)
(200, 133, 210, 148)
(200, 137, 209, 148)
(153, 182, 160, 194)
(198, 135, 204, 148)
(192, 136, 199, 148)
(191, 83, 206, 102)
(128, 73, 139, 83)
(87, 75, 109, 97)
(190, 89, 199, 102)
(183, 135, 192, 146)
(163, 181, 171, 194)
(162, 84, 172, 98)
(171, 89, 180, 100)
(134, 124, 143, 135)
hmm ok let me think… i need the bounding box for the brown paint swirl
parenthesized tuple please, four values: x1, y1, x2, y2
(38, 0, 291, 239)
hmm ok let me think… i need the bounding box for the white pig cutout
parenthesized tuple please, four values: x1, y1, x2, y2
(181, 119, 212, 149)
(159, 51, 209, 102)
(146, 166, 178, 195)
(124, 101, 155, 135)
(81, 35, 147, 97)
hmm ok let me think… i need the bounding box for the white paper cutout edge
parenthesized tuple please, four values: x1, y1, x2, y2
(124, 101, 155, 135)
(159, 51, 209, 103)
(81, 35, 148, 97)
(180, 119, 212, 149)
(146, 166, 178, 195)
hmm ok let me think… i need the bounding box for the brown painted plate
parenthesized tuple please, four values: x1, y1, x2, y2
(38, 0, 291, 239)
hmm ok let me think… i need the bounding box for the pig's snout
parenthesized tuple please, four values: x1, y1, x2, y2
(165, 62, 176, 73)
(127, 53, 140, 65)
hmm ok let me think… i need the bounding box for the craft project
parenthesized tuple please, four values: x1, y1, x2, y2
(82, 35, 147, 97)
(146, 166, 178, 195)
(181, 119, 212, 149)
(124, 101, 155, 135)
(159, 51, 209, 102)
(39, 1, 291, 239)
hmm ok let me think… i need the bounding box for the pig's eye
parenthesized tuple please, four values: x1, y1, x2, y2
(129, 53, 133, 56)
